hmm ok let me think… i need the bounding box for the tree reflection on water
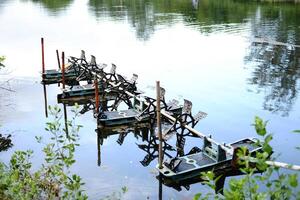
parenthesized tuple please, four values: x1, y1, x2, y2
(245, 5, 300, 116)
(24, 0, 74, 15)
(3, 0, 300, 116)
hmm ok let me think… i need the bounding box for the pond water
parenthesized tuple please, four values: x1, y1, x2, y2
(0, 0, 300, 199)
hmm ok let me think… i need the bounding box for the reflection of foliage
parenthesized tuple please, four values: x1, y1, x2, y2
(89, 0, 157, 40)
(25, 0, 74, 15)
(245, 5, 300, 116)
(88, 0, 257, 39)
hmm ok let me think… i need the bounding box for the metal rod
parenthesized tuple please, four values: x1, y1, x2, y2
(43, 84, 48, 118)
(41, 38, 45, 74)
(266, 161, 300, 171)
(95, 78, 99, 113)
(62, 52, 65, 89)
(156, 81, 163, 169)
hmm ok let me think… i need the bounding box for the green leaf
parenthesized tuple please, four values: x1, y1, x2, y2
(264, 134, 273, 144)
(253, 116, 268, 136)
(262, 143, 273, 155)
(288, 174, 298, 187)
(193, 193, 202, 200)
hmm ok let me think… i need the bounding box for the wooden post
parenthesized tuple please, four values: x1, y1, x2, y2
(156, 81, 163, 169)
(41, 38, 45, 74)
(95, 78, 99, 113)
(61, 52, 65, 89)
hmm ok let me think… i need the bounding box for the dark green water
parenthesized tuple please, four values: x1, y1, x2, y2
(0, 0, 300, 198)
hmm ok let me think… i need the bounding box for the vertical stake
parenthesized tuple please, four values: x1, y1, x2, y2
(95, 78, 99, 113)
(41, 38, 45, 74)
(156, 81, 163, 169)
(43, 84, 48, 118)
(62, 52, 65, 89)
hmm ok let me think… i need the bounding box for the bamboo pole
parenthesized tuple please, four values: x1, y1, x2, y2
(156, 81, 163, 169)
(61, 52, 65, 89)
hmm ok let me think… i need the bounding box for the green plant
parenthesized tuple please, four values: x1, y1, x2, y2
(194, 116, 299, 200)
(0, 105, 87, 200)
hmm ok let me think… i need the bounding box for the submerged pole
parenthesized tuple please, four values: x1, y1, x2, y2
(41, 38, 48, 117)
(56, 50, 61, 86)
(43, 84, 48, 118)
(97, 130, 101, 166)
(63, 103, 69, 138)
(158, 174, 163, 200)
(41, 38, 45, 74)
(156, 81, 163, 169)
(62, 52, 65, 89)
(95, 78, 99, 113)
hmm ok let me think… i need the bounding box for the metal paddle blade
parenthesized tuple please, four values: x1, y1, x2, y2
(183, 99, 192, 114)
(110, 63, 117, 74)
(193, 111, 207, 123)
(90, 55, 96, 65)
(80, 50, 86, 60)
(168, 99, 179, 107)
(130, 74, 138, 83)
(160, 87, 166, 100)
